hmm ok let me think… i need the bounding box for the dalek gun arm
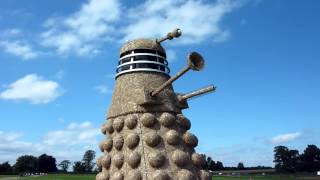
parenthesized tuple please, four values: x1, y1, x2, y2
(177, 85, 216, 109)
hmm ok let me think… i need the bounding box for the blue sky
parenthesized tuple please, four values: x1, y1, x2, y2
(0, 0, 319, 167)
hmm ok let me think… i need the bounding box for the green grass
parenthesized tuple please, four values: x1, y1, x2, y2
(23, 174, 95, 180)
(212, 176, 291, 180)
(0, 174, 95, 180)
(1, 174, 319, 180)
(213, 175, 319, 180)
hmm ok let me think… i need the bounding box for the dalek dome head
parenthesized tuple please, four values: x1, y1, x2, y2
(116, 38, 169, 78)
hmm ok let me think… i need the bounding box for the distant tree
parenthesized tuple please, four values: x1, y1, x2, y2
(206, 156, 215, 171)
(204, 156, 224, 171)
(73, 161, 85, 173)
(215, 161, 224, 170)
(274, 146, 289, 172)
(14, 155, 38, 173)
(300, 145, 320, 172)
(201, 154, 207, 169)
(58, 160, 71, 172)
(288, 149, 300, 172)
(274, 146, 300, 173)
(0, 162, 13, 173)
(237, 162, 245, 170)
(82, 150, 96, 172)
(38, 154, 58, 173)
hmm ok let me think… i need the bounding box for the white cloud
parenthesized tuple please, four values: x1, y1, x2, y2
(213, 30, 231, 42)
(43, 121, 100, 146)
(2, 28, 21, 37)
(0, 40, 38, 60)
(270, 132, 302, 144)
(0, 131, 44, 163)
(0, 1, 247, 58)
(0, 74, 62, 104)
(94, 85, 112, 94)
(40, 0, 120, 56)
(0, 131, 23, 142)
(0, 122, 101, 164)
(122, 0, 243, 44)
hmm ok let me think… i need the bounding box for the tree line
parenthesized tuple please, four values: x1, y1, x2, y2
(0, 150, 96, 174)
(274, 144, 320, 173)
(203, 155, 272, 171)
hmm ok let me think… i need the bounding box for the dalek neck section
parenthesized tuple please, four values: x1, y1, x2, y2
(116, 39, 170, 78)
(108, 38, 181, 119)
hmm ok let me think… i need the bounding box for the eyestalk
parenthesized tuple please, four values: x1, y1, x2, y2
(150, 51, 205, 97)
(156, 28, 182, 43)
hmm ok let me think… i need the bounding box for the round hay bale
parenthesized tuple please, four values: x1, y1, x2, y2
(100, 123, 107, 135)
(113, 153, 124, 169)
(127, 170, 142, 180)
(126, 133, 140, 149)
(183, 132, 198, 148)
(159, 112, 175, 127)
(191, 153, 206, 168)
(113, 117, 124, 132)
(165, 130, 180, 145)
(114, 135, 124, 151)
(176, 170, 195, 180)
(125, 115, 138, 129)
(199, 170, 211, 180)
(111, 171, 123, 180)
(101, 154, 111, 169)
(128, 151, 141, 168)
(152, 170, 170, 180)
(103, 138, 113, 152)
(172, 150, 190, 167)
(104, 122, 114, 134)
(141, 113, 156, 127)
(176, 114, 191, 130)
(148, 152, 165, 168)
(96, 171, 110, 180)
(144, 132, 161, 147)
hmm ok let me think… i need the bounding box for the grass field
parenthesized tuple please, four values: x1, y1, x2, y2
(1, 174, 319, 180)
(213, 175, 320, 180)
(0, 174, 95, 180)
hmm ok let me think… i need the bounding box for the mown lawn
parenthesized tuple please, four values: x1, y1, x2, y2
(213, 175, 320, 180)
(1, 174, 319, 180)
(0, 174, 95, 180)
(23, 174, 95, 180)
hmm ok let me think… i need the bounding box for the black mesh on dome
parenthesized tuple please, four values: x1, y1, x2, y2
(116, 64, 131, 73)
(116, 49, 169, 77)
(120, 49, 166, 58)
(119, 55, 168, 66)
(132, 63, 159, 69)
(133, 55, 157, 62)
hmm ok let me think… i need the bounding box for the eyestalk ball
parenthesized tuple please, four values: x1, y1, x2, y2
(172, 28, 182, 38)
(187, 52, 205, 71)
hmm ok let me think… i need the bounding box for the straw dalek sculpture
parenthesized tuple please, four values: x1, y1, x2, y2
(96, 28, 216, 180)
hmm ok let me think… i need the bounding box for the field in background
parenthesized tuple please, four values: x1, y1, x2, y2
(213, 175, 320, 180)
(1, 174, 319, 180)
(0, 174, 95, 180)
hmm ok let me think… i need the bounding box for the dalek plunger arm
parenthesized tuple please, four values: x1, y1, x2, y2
(150, 51, 205, 97)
